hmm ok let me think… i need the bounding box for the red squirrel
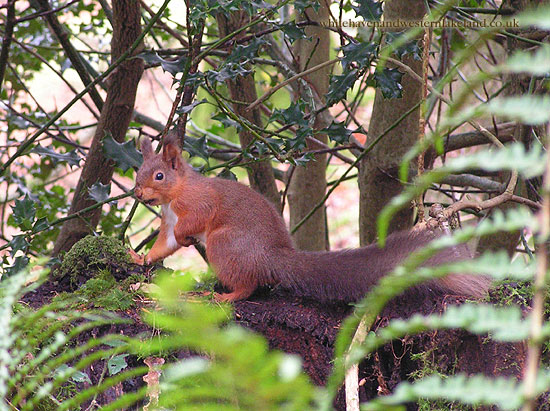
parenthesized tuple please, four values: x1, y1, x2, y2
(129, 134, 490, 302)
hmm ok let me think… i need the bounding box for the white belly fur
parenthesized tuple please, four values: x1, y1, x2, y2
(161, 203, 206, 247)
(162, 203, 179, 250)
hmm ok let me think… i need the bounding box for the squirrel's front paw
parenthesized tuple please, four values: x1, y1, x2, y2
(128, 248, 145, 265)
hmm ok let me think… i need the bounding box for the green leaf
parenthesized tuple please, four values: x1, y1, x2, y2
(386, 32, 422, 61)
(321, 121, 353, 144)
(503, 44, 550, 75)
(108, 354, 129, 376)
(484, 95, 550, 125)
(71, 370, 92, 384)
(294, 0, 320, 13)
(31, 145, 81, 167)
(32, 217, 49, 233)
(88, 182, 111, 203)
(341, 41, 377, 70)
(11, 195, 36, 231)
(211, 112, 242, 131)
(517, 4, 550, 29)
(352, 0, 383, 21)
(326, 70, 359, 105)
(371, 374, 525, 410)
(217, 168, 237, 181)
(183, 136, 209, 161)
(177, 99, 207, 115)
(102, 136, 143, 172)
(226, 37, 268, 64)
(270, 100, 309, 126)
(372, 67, 404, 99)
(135, 51, 187, 76)
(278, 22, 308, 44)
(9, 235, 29, 257)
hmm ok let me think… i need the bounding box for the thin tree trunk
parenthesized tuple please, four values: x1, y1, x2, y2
(288, 2, 331, 251)
(53, 0, 144, 256)
(358, 0, 425, 245)
(216, 12, 281, 209)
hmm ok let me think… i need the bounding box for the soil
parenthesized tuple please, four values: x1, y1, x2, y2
(22, 258, 529, 410)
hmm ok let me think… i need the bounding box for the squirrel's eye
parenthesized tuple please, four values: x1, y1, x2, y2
(155, 172, 164, 181)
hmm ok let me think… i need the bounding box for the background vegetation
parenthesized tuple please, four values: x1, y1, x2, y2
(0, 0, 549, 409)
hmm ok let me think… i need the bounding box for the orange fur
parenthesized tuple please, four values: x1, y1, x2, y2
(131, 136, 491, 302)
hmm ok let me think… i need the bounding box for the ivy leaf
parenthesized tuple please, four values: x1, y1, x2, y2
(88, 182, 111, 203)
(352, 0, 383, 21)
(372, 67, 404, 99)
(326, 69, 359, 105)
(321, 122, 353, 144)
(103, 136, 143, 172)
(183, 136, 209, 161)
(177, 99, 207, 115)
(135, 51, 187, 76)
(278, 22, 308, 44)
(341, 41, 377, 69)
(71, 370, 92, 384)
(11, 195, 36, 231)
(31, 145, 81, 167)
(107, 354, 129, 376)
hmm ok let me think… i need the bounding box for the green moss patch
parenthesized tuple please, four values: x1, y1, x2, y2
(57, 235, 133, 287)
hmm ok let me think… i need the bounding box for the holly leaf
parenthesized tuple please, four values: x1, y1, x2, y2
(88, 182, 111, 203)
(103, 136, 143, 172)
(386, 33, 422, 61)
(321, 122, 353, 144)
(11, 195, 36, 231)
(107, 354, 129, 376)
(226, 37, 268, 64)
(183, 136, 209, 161)
(212, 112, 242, 131)
(9, 235, 29, 257)
(372, 67, 404, 99)
(31, 145, 81, 167)
(4, 256, 29, 278)
(32, 217, 49, 233)
(217, 168, 237, 181)
(135, 51, 187, 76)
(278, 22, 308, 44)
(326, 70, 359, 105)
(270, 100, 309, 126)
(294, 0, 320, 13)
(352, 0, 383, 21)
(206, 64, 251, 83)
(341, 41, 378, 70)
(177, 99, 207, 115)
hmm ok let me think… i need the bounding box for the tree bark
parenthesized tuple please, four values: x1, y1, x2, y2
(53, 0, 144, 256)
(476, 0, 548, 256)
(288, 3, 331, 251)
(216, 12, 281, 209)
(358, 0, 425, 245)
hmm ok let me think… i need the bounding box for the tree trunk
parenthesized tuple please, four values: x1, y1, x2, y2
(287, 3, 331, 251)
(53, 0, 144, 256)
(216, 12, 281, 209)
(358, 0, 425, 245)
(476, 0, 548, 256)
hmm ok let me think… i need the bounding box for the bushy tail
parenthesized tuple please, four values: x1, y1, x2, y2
(272, 230, 490, 302)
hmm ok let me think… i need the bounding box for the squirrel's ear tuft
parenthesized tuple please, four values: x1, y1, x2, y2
(162, 131, 182, 170)
(140, 138, 153, 159)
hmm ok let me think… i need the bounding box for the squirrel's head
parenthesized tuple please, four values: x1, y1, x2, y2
(134, 132, 187, 206)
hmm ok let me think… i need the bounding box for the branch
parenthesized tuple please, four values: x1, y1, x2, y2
(0, 0, 15, 91)
(0, 0, 171, 177)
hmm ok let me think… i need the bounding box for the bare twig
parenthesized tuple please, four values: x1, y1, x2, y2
(0, 0, 16, 92)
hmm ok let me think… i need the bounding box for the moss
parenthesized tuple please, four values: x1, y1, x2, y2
(56, 235, 132, 286)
